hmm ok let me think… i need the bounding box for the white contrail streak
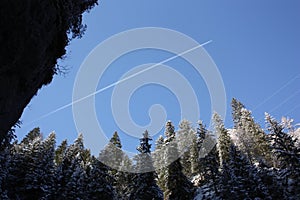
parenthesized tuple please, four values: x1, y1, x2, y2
(24, 40, 212, 126)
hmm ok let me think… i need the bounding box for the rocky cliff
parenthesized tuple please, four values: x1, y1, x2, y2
(0, 0, 98, 146)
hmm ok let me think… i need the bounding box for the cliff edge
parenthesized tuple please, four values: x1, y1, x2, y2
(0, 0, 98, 146)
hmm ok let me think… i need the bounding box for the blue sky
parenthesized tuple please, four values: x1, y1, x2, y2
(17, 1, 300, 154)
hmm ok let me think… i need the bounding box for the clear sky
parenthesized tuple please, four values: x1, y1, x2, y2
(17, 0, 300, 154)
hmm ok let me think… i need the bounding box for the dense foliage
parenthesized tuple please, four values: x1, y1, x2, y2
(0, 99, 299, 199)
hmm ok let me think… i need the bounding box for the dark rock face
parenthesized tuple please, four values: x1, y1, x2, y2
(0, 0, 98, 144)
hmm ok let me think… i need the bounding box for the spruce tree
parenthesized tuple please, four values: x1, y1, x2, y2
(163, 121, 195, 200)
(99, 131, 134, 199)
(198, 144, 220, 196)
(116, 154, 134, 200)
(220, 144, 269, 200)
(20, 127, 42, 145)
(213, 113, 231, 169)
(130, 130, 163, 200)
(99, 131, 124, 173)
(6, 127, 43, 199)
(31, 132, 56, 199)
(189, 120, 207, 177)
(4, 129, 58, 199)
(266, 113, 300, 199)
(177, 119, 194, 178)
(231, 98, 245, 129)
(53, 133, 116, 200)
(54, 139, 68, 166)
(196, 120, 206, 151)
(58, 134, 87, 199)
(86, 156, 117, 200)
(154, 135, 166, 191)
(231, 99, 271, 165)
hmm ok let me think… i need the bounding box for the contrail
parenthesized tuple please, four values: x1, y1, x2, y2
(257, 89, 300, 124)
(253, 73, 300, 111)
(24, 40, 212, 126)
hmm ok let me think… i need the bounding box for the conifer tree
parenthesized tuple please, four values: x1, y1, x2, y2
(231, 99, 271, 165)
(99, 131, 134, 199)
(189, 120, 207, 177)
(177, 119, 194, 177)
(213, 113, 231, 169)
(231, 98, 245, 129)
(54, 139, 68, 166)
(242, 108, 271, 165)
(116, 154, 134, 200)
(129, 130, 163, 200)
(198, 144, 220, 196)
(189, 129, 199, 178)
(86, 156, 117, 200)
(266, 113, 300, 199)
(58, 134, 87, 199)
(20, 127, 42, 145)
(31, 132, 56, 199)
(154, 135, 166, 191)
(196, 120, 207, 150)
(163, 121, 195, 200)
(99, 131, 124, 173)
(4, 129, 58, 199)
(220, 144, 269, 199)
(53, 139, 68, 198)
(54, 133, 115, 199)
(5, 127, 43, 199)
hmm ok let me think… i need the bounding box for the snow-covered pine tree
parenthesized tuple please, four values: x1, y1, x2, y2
(231, 99, 271, 166)
(116, 154, 134, 200)
(5, 127, 43, 199)
(189, 120, 207, 177)
(111, 131, 122, 148)
(99, 131, 124, 174)
(231, 98, 245, 129)
(220, 144, 269, 200)
(85, 156, 117, 200)
(163, 121, 195, 200)
(19, 127, 42, 147)
(53, 139, 68, 198)
(99, 131, 134, 199)
(266, 113, 300, 199)
(213, 113, 231, 169)
(154, 135, 166, 191)
(54, 139, 67, 166)
(188, 131, 198, 178)
(129, 130, 163, 200)
(30, 132, 56, 199)
(197, 144, 220, 197)
(58, 134, 87, 199)
(177, 119, 194, 178)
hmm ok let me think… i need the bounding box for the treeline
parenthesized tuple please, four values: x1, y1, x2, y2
(0, 98, 299, 200)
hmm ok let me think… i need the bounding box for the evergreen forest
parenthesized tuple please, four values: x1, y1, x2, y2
(0, 99, 299, 200)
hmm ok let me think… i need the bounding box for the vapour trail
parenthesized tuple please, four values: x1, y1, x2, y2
(24, 40, 212, 126)
(253, 73, 300, 111)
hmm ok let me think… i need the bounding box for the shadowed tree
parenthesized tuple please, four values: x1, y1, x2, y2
(129, 130, 163, 200)
(266, 113, 300, 199)
(163, 121, 195, 200)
